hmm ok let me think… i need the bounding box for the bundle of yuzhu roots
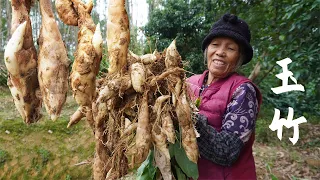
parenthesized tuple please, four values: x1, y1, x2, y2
(4, 0, 199, 179)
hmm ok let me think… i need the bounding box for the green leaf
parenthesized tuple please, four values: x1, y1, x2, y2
(174, 165, 187, 180)
(270, 174, 278, 180)
(278, 35, 285, 41)
(173, 142, 199, 180)
(195, 98, 201, 108)
(168, 143, 175, 158)
(289, 24, 296, 32)
(136, 150, 157, 180)
(268, 46, 275, 51)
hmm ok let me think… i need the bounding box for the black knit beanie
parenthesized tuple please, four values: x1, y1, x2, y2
(202, 13, 253, 65)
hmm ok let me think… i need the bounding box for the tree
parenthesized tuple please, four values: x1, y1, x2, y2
(0, 0, 2, 48)
(144, 0, 320, 117)
(144, 0, 208, 73)
(6, 0, 11, 41)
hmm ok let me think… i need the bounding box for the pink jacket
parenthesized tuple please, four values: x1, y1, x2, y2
(187, 71, 262, 180)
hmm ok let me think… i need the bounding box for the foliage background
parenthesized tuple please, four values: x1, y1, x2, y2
(143, 0, 320, 119)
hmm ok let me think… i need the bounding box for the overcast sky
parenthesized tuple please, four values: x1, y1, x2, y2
(95, 0, 149, 27)
(131, 0, 149, 26)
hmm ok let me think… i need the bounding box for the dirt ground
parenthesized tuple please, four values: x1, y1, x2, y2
(254, 123, 320, 179)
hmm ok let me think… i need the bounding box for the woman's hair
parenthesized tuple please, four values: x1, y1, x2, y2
(203, 47, 244, 72)
(235, 46, 244, 70)
(235, 54, 244, 70)
(203, 48, 208, 66)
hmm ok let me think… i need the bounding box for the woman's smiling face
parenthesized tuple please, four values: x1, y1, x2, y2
(206, 37, 240, 78)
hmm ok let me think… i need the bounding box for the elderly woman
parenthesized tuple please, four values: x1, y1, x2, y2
(187, 14, 262, 179)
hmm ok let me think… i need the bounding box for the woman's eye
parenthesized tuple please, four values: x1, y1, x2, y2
(228, 47, 236, 51)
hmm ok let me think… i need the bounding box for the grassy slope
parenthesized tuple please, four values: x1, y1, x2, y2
(0, 88, 95, 180)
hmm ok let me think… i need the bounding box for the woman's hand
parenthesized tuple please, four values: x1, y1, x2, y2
(195, 113, 245, 166)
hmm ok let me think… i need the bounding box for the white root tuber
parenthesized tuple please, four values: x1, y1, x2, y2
(130, 63, 146, 93)
(107, 0, 130, 74)
(38, 0, 70, 121)
(4, 22, 27, 77)
(5, 1, 42, 124)
(55, 0, 78, 26)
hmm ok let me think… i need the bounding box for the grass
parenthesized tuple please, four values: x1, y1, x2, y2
(0, 118, 94, 179)
(0, 149, 9, 167)
(0, 88, 94, 179)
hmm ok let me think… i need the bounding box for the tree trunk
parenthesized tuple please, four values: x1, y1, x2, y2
(0, 0, 2, 48)
(248, 62, 261, 82)
(6, 0, 12, 38)
(148, 0, 155, 21)
(125, 0, 132, 27)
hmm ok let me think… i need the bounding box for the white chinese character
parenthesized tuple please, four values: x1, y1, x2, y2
(271, 58, 305, 94)
(269, 107, 307, 145)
